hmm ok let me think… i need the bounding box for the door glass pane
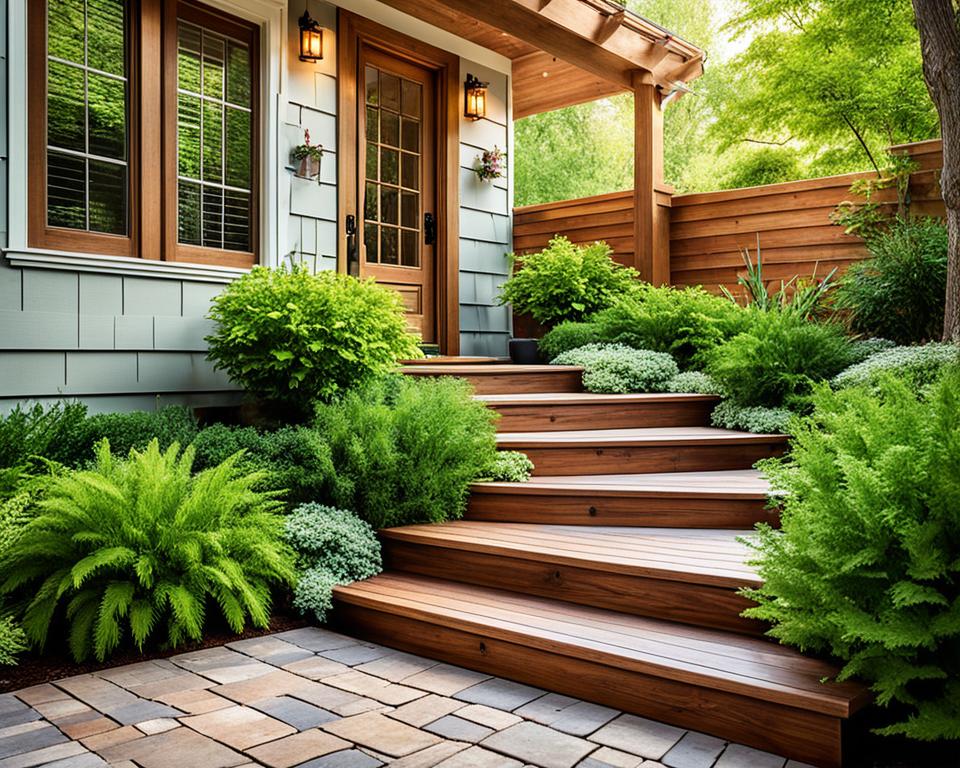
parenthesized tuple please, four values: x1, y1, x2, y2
(365, 106, 378, 141)
(364, 223, 378, 262)
(401, 80, 420, 118)
(381, 148, 398, 185)
(381, 227, 399, 265)
(176, 20, 253, 252)
(401, 153, 419, 190)
(380, 73, 400, 111)
(401, 191, 418, 229)
(365, 142, 378, 178)
(381, 112, 399, 147)
(45, 0, 128, 234)
(365, 67, 379, 105)
(364, 182, 378, 222)
(380, 187, 398, 225)
(401, 229, 419, 267)
(400, 118, 419, 152)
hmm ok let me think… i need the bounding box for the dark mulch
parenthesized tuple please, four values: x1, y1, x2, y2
(0, 611, 308, 694)
(845, 711, 960, 768)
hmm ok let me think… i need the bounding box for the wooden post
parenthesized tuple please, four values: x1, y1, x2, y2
(632, 72, 668, 285)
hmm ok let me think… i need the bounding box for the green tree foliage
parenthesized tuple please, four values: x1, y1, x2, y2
(314, 377, 499, 529)
(499, 237, 640, 326)
(206, 265, 422, 415)
(0, 440, 295, 661)
(745, 371, 960, 740)
(719, 146, 802, 190)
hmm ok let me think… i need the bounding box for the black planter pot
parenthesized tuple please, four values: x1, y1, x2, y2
(509, 338, 541, 364)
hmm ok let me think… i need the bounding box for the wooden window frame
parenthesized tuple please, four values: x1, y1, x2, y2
(27, 0, 259, 268)
(338, 10, 461, 356)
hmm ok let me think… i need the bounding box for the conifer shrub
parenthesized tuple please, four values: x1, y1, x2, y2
(80, 407, 199, 461)
(706, 312, 854, 409)
(592, 286, 751, 369)
(552, 344, 678, 394)
(207, 265, 422, 414)
(665, 371, 723, 395)
(745, 371, 960, 740)
(0, 402, 89, 470)
(284, 504, 381, 622)
(314, 376, 498, 529)
(0, 440, 295, 661)
(479, 451, 534, 483)
(711, 400, 793, 434)
(538, 322, 603, 361)
(191, 424, 335, 506)
(0, 489, 35, 665)
(832, 343, 960, 392)
(498, 237, 640, 326)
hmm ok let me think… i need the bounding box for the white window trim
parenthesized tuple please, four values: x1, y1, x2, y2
(4, 0, 287, 277)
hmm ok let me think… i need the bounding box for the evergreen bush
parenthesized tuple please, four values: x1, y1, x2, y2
(0, 402, 89, 470)
(0, 440, 295, 661)
(832, 343, 960, 391)
(498, 237, 639, 326)
(81, 407, 199, 461)
(285, 504, 381, 622)
(745, 372, 960, 740)
(552, 344, 678, 394)
(706, 313, 853, 409)
(592, 287, 751, 369)
(207, 265, 422, 414)
(315, 377, 498, 529)
(538, 322, 603, 361)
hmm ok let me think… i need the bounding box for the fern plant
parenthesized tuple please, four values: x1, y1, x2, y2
(0, 440, 295, 662)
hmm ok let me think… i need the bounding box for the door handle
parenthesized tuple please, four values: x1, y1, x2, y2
(346, 214, 359, 276)
(424, 212, 436, 246)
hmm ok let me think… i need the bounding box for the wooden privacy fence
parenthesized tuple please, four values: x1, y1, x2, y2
(512, 139, 944, 295)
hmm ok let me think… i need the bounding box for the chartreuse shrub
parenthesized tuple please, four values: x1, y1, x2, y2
(207, 265, 422, 414)
(284, 504, 381, 622)
(479, 451, 534, 483)
(553, 344, 678, 394)
(498, 236, 639, 326)
(592, 286, 752, 370)
(538, 322, 602, 361)
(833, 343, 960, 392)
(0, 487, 37, 665)
(744, 371, 960, 740)
(707, 312, 854, 410)
(315, 376, 498, 529)
(711, 401, 793, 435)
(835, 218, 948, 345)
(0, 440, 295, 662)
(665, 371, 722, 395)
(191, 424, 335, 506)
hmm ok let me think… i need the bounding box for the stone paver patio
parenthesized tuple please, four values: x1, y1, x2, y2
(0, 627, 812, 768)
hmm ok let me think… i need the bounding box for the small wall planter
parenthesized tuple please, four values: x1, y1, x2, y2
(295, 155, 322, 180)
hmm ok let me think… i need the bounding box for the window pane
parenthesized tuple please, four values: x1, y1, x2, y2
(202, 33, 225, 99)
(178, 24, 202, 93)
(401, 229, 419, 267)
(364, 223, 378, 263)
(364, 182, 378, 222)
(47, 61, 85, 152)
(381, 111, 399, 148)
(88, 73, 126, 160)
(224, 189, 251, 251)
(202, 186, 224, 248)
(202, 101, 223, 183)
(380, 187, 398, 225)
(47, 151, 86, 229)
(401, 191, 418, 229)
(89, 160, 126, 234)
(381, 73, 399, 111)
(365, 142, 377, 179)
(226, 42, 251, 106)
(87, 0, 125, 76)
(401, 153, 419, 190)
(48, 0, 85, 64)
(365, 67, 378, 105)
(401, 80, 420, 118)
(225, 108, 251, 187)
(177, 93, 202, 177)
(381, 227, 398, 265)
(381, 148, 398, 185)
(365, 106, 378, 141)
(400, 118, 419, 152)
(178, 181, 202, 245)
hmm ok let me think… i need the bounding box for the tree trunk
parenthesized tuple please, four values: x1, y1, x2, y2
(912, 0, 960, 341)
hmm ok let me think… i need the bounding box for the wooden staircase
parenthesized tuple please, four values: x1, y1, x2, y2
(333, 364, 867, 767)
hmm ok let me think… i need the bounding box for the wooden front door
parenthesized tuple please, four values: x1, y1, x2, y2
(355, 47, 437, 343)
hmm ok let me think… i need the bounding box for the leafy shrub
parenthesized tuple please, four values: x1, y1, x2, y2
(81, 407, 198, 462)
(538, 322, 602, 361)
(832, 343, 960, 391)
(849, 337, 897, 365)
(191, 425, 335, 506)
(834, 218, 948, 344)
(0, 402, 89, 470)
(744, 372, 960, 739)
(498, 237, 639, 326)
(479, 451, 534, 483)
(711, 400, 793, 434)
(207, 265, 422, 414)
(0, 618, 27, 666)
(315, 377, 498, 529)
(706, 313, 854, 409)
(285, 504, 381, 622)
(0, 489, 37, 665)
(592, 287, 752, 369)
(552, 344, 678, 394)
(664, 371, 722, 395)
(0, 440, 295, 661)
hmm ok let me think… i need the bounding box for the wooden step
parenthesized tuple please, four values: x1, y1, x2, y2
(468, 470, 778, 528)
(333, 574, 867, 768)
(497, 427, 789, 476)
(402, 364, 583, 395)
(478, 392, 719, 431)
(381, 522, 764, 635)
